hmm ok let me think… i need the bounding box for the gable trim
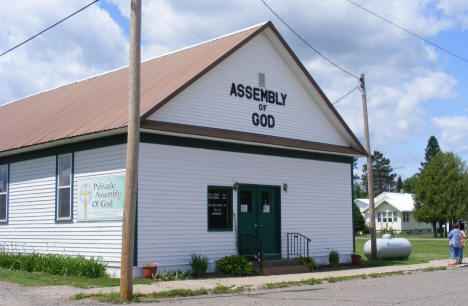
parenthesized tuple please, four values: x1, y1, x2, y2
(264, 25, 366, 155)
(141, 120, 363, 156)
(141, 21, 367, 156)
(139, 22, 271, 121)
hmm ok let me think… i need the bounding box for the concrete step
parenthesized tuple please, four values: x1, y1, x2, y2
(252, 259, 313, 275)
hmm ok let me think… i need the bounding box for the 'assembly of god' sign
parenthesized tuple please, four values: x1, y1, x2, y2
(77, 175, 125, 221)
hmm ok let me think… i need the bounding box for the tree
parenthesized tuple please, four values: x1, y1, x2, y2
(352, 158, 366, 199)
(419, 136, 441, 171)
(353, 203, 366, 232)
(402, 174, 419, 193)
(396, 176, 403, 192)
(353, 183, 366, 199)
(361, 151, 397, 196)
(414, 152, 468, 237)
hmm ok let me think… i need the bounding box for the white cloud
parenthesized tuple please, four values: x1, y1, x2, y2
(433, 116, 468, 153)
(0, 0, 128, 104)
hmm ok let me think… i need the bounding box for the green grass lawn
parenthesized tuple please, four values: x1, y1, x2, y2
(355, 237, 450, 266)
(357, 233, 445, 239)
(0, 269, 152, 288)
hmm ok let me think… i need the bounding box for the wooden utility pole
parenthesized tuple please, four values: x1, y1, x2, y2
(120, 0, 141, 300)
(360, 73, 377, 259)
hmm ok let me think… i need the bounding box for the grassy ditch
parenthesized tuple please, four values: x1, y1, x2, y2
(71, 285, 245, 303)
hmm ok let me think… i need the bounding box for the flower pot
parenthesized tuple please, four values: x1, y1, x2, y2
(143, 266, 157, 279)
(351, 254, 361, 265)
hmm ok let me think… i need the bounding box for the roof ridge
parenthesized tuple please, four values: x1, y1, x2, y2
(0, 21, 269, 108)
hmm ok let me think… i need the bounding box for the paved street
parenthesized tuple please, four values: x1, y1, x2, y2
(157, 267, 468, 306)
(0, 266, 467, 305)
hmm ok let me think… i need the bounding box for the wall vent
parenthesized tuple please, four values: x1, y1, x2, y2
(259, 73, 265, 88)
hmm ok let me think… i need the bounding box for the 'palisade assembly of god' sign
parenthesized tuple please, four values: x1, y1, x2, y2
(0, 21, 366, 276)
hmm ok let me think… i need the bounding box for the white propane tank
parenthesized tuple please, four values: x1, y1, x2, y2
(363, 234, 412, 259)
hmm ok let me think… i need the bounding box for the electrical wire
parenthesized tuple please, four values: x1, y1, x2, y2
(346, 0, 468, 64)
(259, 0, 360, 80)
(0, 0, 100, 57)
(333, 86, 360, 105)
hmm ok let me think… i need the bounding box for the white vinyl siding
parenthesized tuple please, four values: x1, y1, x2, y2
(0, 144, 126, 272)
(138, 142, 352, 270)
(148, 32, 350, 147)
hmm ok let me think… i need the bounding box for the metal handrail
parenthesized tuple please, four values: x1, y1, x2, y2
(239, 234, 263, 270)
(287, 232, 311, 258)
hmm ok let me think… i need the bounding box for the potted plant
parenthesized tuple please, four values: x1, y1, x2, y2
(142, 262, 158, 279)
(351, 254, 361, 265)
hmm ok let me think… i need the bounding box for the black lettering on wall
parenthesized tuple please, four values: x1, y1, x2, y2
(252, 113, 259, 126)
(237, 84, 245, 98)
(261, 89, 268, 102)
(253, 87, 260, 101)
(230, 83, 237, 96)
(245, 86, 253, 99)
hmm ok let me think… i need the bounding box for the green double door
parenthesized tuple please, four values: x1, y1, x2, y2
(238, 185, 281, 260)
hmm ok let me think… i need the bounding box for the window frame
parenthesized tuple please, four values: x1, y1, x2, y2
(387, 211, 393, 223)
(403, 212, 410, 222)
(393, 212, 398, 222)
(207, 186, 233, 232)
(377, 212, 382, 222)
(55, 153, 74, 222)
(0, 163, 9, 224)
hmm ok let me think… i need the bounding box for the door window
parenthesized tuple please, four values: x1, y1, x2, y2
(261, 191, 272, 214)
(240, 190, 253, 213)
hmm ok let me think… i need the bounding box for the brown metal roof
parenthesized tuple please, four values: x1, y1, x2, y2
(0, 21, 366, 156)
(0, 23, 266, 154)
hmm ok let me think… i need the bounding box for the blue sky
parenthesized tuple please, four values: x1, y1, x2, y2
(1, 0, 467, 179)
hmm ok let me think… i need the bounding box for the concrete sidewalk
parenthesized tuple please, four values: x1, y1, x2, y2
(83, 259, 456, 295)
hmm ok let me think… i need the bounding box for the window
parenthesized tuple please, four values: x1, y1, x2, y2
(387, 211, 392, 223)
(403, 212, 410, 222)
(382, 212, 387, 223)
(56, 154, 73, 220)
(377, 212, 382, 222)
(207, 187, 232, 231)
(0, 164, 8, 223)
(393, 212, 398, 222)
(240, 190, 253, 213)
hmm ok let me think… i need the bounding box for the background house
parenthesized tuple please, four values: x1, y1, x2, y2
(357, 192, 432, 233)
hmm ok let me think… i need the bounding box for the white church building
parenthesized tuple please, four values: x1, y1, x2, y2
(0, 22, 366, 276)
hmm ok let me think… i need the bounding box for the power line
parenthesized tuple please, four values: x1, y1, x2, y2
(0, 0, 100, 57)
(346, 0, 468, 64)
(259, 0, 359, 80)
(333, 86, 359, 105)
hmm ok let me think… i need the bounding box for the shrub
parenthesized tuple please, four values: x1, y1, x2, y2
(189, 253, 209, 277)
(328, 251, 339, 266)
(298, 257, 318, 270)
(389, 227, 395, 236)
(154, 270, 192, 281)
(0, 251, 107, 278)
(363, 225, 370, 235)
(215, 255, 252, 276)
